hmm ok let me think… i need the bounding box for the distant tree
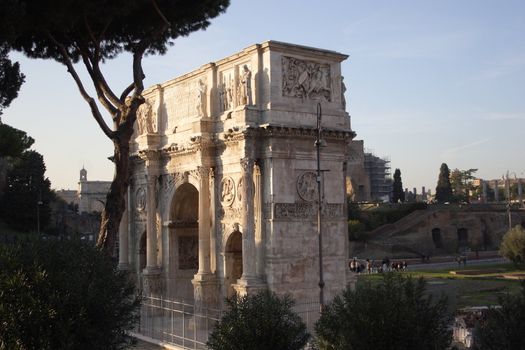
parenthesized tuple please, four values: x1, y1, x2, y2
(0, 150, 53, 232)
(475, 280, 525, 350)
(207, 290, 309, 350)
(1, 0, 230, 252)
(0, 239, 140, 350)
(0, 45, 25, 116)
(450, 168, 478, 203)
(0, 122, 34, 158)
(499, 225, 525, 265)
(0, 122, 35, 197)
(435, 163, 453, 203)
(392, 168, 405, 203)
(315, 274, 451, 350)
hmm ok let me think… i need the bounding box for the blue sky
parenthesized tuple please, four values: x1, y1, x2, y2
(4, 0, 525, 192)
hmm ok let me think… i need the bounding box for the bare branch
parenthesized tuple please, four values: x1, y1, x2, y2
(81, 16, 123, 109)
(46, 33, 115, 139)
(79, 49, 119, 115)
(119, 82, 135, 102)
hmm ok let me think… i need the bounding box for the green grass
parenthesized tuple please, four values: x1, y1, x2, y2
(357, 263, 524, 312)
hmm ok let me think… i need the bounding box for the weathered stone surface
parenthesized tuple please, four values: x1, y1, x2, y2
(123, 41, 353, 306)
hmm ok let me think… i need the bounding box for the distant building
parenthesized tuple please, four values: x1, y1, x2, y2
(346, 140, 371, 202)
(472, 177, 524, 204)
(364, 151, 392, 202)
(55, 168, 111, 213)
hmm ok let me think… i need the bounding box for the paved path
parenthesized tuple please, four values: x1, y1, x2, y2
(407, 257, 506, 271)
(130, 339, 165, 350)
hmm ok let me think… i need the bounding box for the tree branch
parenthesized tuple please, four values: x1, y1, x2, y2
(119, 82, 135, 102)
(46, 33, 114, 139)
(82, 15, 123, 110)
(79, 49, 119, 116)
(150, 0, 171, 27)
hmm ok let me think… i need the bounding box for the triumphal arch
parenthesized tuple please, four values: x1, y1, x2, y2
(118, 41, 355, 306)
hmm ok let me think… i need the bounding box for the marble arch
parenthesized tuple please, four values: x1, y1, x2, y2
(118, 41, 356, 307)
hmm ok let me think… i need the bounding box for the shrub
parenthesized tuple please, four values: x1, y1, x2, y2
(499, 225, 525, 265)
(315, 273, 451, 350)
(207, 290, 309, 350)
(348, 220, 367, 241)
(475, 280, 525, 350)
(0, 239, 140, 350)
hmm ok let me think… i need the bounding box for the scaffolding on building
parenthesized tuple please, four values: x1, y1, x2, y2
(364, 151, 392, 202)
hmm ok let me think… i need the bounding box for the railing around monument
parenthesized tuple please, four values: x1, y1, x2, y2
(136, 295, 321, 349)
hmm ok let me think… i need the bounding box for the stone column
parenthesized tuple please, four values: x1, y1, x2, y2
(241, 158, 256, 279)
(234, 158, 264, 296)
(494, 180, 499, 202)
(197, 166, 211, 274)
(118, 189, 129, 270)
(209, 168, 217, 273)
(142, 173, 161, 296)
(192, 166, 218, 306)
(482, 180, 487, 203)
(144, 174, 160, 274)
(254, 162, 264, 278)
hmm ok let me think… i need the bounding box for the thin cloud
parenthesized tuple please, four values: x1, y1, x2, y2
(482, 112, 525, 121)
(440, 138, 492, 158)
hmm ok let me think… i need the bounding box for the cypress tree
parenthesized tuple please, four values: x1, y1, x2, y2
(435, 163, 453, 203)
(392, 168, 405, 203)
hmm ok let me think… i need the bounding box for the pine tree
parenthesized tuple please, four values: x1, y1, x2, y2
(435, 163, 453, 203)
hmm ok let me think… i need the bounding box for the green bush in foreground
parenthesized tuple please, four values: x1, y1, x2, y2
(207, 290, 309, 350)
(315, 273, 451, 350)
(475, 280, 525, 350)
(0, 239, 140, 350)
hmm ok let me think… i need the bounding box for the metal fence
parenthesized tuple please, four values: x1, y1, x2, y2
(135, 295, 321, 349)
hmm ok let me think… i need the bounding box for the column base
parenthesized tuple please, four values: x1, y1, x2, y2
(192, 273, 219, 307)
(233, 276, 266, 296)
(117, 262, 130, 271)
(142, 267, 162, 296)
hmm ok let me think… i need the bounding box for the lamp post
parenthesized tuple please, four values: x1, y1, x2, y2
(315, 102, 325, 312)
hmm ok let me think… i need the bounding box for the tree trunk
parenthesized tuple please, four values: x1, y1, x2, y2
(96, 109, 137, 254)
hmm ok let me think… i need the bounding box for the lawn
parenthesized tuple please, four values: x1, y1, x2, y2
(357, 263, 524, 313)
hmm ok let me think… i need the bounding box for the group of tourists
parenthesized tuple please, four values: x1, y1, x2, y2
(349, 257, 408, 274)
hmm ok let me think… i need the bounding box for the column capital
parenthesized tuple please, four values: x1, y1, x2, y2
(240, 157, 255, 173)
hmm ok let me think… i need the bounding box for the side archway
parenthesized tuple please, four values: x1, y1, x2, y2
(168, 182, 199, 300)
(224, 230, 243, 298)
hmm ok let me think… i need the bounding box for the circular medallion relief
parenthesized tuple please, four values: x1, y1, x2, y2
(220, 176, 236, 207)
(136, 187, 146, 211)
(297, 171, 318, 202)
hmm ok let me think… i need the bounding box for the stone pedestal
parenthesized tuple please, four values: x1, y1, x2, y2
(192, 273, 219, 306)
(233, 277, 266, 296)
(142, 269, 162, 296)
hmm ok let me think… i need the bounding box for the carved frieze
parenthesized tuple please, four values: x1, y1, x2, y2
(282, 56, 331, 102)
(218, 206, 243, 221)
(297, 172, 318, 202)
(220, 176, 236, 207)
(274, 203, 343, 219)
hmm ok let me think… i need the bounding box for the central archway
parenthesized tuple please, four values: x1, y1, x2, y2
(225, 230, 243, 298)
(169, 183, 199, 300)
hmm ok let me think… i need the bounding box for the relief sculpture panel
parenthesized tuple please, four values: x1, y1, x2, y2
(282, 56, 331, 102)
